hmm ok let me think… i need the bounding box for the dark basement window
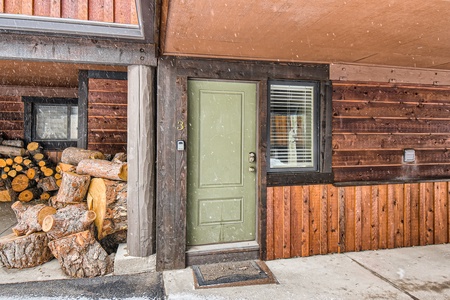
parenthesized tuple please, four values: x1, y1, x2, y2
(23, 97, 79, 150)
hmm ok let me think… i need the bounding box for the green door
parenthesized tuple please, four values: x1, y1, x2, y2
(187, 80, 257, 246)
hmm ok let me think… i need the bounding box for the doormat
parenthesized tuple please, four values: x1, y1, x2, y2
(192, 260, 277, 289)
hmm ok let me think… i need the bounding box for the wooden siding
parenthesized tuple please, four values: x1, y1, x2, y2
(87, 78, 127, 155)
(0, 0, 138, 24)
(333, 83, 450, 183)
(0, 95, 23, 139)
(266, 182, 450, 260)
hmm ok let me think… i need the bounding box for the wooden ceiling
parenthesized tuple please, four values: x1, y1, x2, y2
(161, 0, 450, 70)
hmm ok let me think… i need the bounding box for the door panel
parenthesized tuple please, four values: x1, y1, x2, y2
(187, 80, 257, 246)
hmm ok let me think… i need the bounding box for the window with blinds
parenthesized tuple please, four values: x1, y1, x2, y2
(268, 81, 317, 171)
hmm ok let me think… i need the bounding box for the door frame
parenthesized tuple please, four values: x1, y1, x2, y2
(185, 79, 260, 263)
(156, 56, 329, 270)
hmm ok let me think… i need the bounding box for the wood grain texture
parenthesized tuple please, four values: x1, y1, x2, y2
(267, 181, 450, 260)
(333, 83, 450, 183)
(2, 0, 137, 23)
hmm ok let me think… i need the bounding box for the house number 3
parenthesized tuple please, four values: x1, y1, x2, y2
(177, 120, 185, 131)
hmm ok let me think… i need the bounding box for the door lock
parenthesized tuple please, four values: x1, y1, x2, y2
(249, 152, 256, 163)
(249, 167, 256, 172)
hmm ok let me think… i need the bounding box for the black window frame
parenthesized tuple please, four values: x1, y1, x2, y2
(266, 79, 333, 186)
(23, 97, 79, 150)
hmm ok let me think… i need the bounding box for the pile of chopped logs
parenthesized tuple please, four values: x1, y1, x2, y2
(0, 145, 128, 278)
(0, 140, 60, 203)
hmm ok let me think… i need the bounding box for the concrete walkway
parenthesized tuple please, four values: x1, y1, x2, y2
(164, 244, 450, 300)
(1, 243, 449, 299)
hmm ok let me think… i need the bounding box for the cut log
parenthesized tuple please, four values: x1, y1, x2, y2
(7, 169, 17, 178)
(54, 172, 91, 205)
(37, 176, 59, 192)
(0, 232, 53, 269)
(61, 147, 105, 166)
(11, 201, 57, 236)
(87, 178, 127, 240)
(18, 188, 41, 202)
(26, 167, 40, 180)
(40, 192, 52, 201)
(13, 155, 24, 164)
(33, 153, 45, 161)
(5, 158, 13, 166)
(0, 158, 6, 167)
(11, 174, 31, 192)
(77, 159, 127, 181)
(2, 139, 24, 148)
(42, 204, 96, 240)
(0, 145, 26, 157)
(26, 141, 42, 153)
(48, 230, 114, 278)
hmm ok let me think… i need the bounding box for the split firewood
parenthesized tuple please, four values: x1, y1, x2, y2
(60, 147, 105, 166)
(11, 201, 57, 236)
(48, 230, 114, 278)
(43, 204, 96, 240)
(56, 162, 76, 173)
(87, 178, 127, 240)
(52, 172, 91, 207)
(77, 159, 128, 181)
(0, 232, 53, 269)
(0, 158, 6, 168)
(18, 188, 40, 202)
(0, 145, 26, 157)
(37, 176, 59, 192)
(0, 181, 17, 202)
(11, 174, 33, 192)
(2, 139, 24, 148)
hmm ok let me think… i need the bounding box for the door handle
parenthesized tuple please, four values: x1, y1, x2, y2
(249, 167, 256, 172)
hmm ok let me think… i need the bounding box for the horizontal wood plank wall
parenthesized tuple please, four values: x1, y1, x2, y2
(87, 78, 127, 156)
(0, 95, 23, 139)
(266, 182, 450, 260)
(333, 83, 450, 182)
(1, 0, 138, 24)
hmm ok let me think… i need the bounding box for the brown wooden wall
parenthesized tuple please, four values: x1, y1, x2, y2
(266, 182, 450, 260)
(0, 95, 23, 140)
(87, 78, 127, 155)
(332, 83, 450, 183)
(0, 0, 138, 24)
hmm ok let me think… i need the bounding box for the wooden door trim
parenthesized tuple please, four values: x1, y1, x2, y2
(156, 56, 329, 271)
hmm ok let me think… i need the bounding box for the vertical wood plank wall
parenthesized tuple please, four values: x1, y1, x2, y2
(266, 182, 450, 260)
(87, 78, 127, 155)
(0, 0, 138, 24)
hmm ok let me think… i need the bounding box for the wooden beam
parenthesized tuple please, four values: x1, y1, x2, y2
(0, 33, 157, 66)
(127, 65, 156, 257)
(331, 63, 450, 86)
(0, 85, 77, 97)
(156, 57, 186, 270)
(135, 0, 155, 43)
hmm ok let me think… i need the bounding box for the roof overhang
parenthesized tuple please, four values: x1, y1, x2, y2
(161, 0, 450, 70)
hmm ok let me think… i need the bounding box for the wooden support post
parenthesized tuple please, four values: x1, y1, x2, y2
(127, 65, 155, 257)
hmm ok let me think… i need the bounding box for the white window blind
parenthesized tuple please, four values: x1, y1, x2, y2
(269, 83, 315, 169)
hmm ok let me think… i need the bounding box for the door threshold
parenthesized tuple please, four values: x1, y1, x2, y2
(186, 241, 260, 266)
